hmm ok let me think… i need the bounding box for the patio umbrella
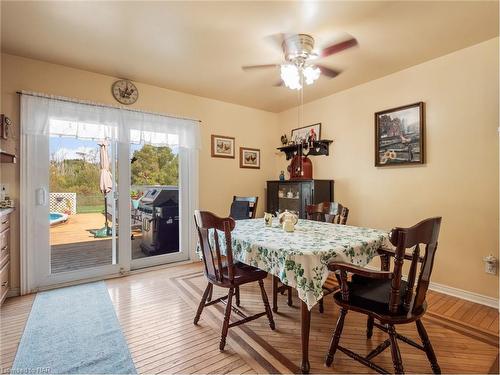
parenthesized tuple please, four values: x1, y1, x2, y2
(98, 140, 113, 236)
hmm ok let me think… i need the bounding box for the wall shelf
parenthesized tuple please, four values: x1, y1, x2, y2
(0, 151, 17, 164)
(277, 140, 333, 160)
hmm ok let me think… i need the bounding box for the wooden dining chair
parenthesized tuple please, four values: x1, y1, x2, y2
(325, 217, 442, 374)
(193, 210, 275, 350)
(306, 201, 349, 225)
(272, 201, 349, 313)
(233, 196, 258, 219)
(229, 200, 251, 220)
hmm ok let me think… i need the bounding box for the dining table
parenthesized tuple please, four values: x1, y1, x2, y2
(211, 217, 390, 373)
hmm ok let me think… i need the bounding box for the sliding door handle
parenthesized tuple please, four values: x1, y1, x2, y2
(36, 187, 47, 206)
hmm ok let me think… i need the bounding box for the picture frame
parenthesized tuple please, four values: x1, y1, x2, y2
(239, 147, 260, 169)
(375, 102, 425, 167)
(211, 134, 235, 158)
(290, 123, 321, 144)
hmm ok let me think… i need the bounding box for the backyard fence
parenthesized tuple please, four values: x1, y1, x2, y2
(49, 192, 77, 215)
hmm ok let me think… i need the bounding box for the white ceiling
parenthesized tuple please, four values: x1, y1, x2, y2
(1, 1, 498, 112)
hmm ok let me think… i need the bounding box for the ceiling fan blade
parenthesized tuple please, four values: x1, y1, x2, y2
(242, 64, 280, 71)
(316, 65, 341, 78)
(320, 38, 358, 58)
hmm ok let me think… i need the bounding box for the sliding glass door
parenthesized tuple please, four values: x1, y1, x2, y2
(21, 94, 198, 292)
(125, 128, 190, 270)
(23, 129, 123, 290)
(48, 135, 119, 275)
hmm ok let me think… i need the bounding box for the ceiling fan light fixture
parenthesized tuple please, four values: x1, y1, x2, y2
(243, 33, 356, 90)
(280, 64, 302, 90)
(303, 65, 321, 85)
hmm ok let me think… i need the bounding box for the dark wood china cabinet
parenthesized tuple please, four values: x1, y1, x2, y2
(266, 180, 334, 219)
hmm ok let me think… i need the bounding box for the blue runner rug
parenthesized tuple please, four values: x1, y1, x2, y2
(11, 281, 136, 374)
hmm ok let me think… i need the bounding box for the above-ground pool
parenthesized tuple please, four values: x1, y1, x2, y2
(49, 212, 68, 226)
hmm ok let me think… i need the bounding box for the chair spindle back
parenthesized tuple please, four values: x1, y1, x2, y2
(194, 210, 236, 283)
(387, 217, 442, 314)
(306, 202, 349, 225)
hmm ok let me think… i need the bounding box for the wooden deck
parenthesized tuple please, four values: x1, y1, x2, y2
(1, 262, 498, 374)
(50, 213, 145, 273)
(50, 213, 108, 246)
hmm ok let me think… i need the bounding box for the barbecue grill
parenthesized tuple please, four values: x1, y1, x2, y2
(138, 186, 179, 256)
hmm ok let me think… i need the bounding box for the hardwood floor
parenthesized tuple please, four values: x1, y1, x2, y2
(1, 262, 498, 374)
(0, 293, 36, 371)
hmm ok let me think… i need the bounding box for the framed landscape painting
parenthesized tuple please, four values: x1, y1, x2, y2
(375, 102, 425, 167)
(239, 147, 260, 169)
(211, 135, 235, 158)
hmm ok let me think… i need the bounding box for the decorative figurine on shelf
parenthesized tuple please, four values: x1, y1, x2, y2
(307, 128, 317, 147)
(280, 134, 288, 146)
(279, 170, 285, 181)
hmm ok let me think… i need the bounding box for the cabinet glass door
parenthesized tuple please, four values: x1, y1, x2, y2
(277, 183, 301, 215)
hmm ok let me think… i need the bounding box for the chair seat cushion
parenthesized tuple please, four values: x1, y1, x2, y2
(220, 262, 267, 286)
(335, 274, 408, 315)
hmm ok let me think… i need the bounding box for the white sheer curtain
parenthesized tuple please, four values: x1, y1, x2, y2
(20, 93, 200, 148)
(19, 92, 200, 291)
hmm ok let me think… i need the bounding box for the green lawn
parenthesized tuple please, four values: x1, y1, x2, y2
(77, 205, 104, 214)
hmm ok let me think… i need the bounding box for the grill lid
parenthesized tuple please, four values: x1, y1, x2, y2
(139, 186, 179, 208)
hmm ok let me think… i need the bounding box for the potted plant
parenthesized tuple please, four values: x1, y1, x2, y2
(131, 190, 143, 210)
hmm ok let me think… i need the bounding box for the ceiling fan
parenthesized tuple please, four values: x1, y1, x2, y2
(242, 33, 357, 90)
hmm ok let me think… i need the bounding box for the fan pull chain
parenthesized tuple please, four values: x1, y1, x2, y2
(299, 73, 304, 175)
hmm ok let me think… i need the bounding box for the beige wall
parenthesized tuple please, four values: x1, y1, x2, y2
(277, 38, 499, 298)
(0, 53, 279, 291)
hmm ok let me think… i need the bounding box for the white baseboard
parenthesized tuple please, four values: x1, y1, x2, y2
(6, 287, 20, 298)
(428, 281, 499, 309)
(365, 265, 499, 310)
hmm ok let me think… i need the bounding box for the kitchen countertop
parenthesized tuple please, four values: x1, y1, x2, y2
(0, 208, 14, 217)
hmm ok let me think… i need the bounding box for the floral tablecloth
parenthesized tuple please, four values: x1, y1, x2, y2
(204, 218, 390, 310)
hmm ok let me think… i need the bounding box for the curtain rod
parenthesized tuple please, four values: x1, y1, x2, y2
(16, 90, 202, 123)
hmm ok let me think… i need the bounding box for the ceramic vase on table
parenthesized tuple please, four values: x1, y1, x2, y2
(283, 217, 295, 232)
(278, 210, 298, 232)
(264, 212, 273, 227)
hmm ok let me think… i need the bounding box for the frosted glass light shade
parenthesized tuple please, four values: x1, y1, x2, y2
(303, 66, 320, 85)
(280, 64, 302, 90)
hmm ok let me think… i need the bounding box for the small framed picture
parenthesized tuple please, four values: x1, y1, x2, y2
(291, 123, 321, 144)
(211, 135, 235, 158)
(375, 102, 425, 167)
(239, 147, 260, 169)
